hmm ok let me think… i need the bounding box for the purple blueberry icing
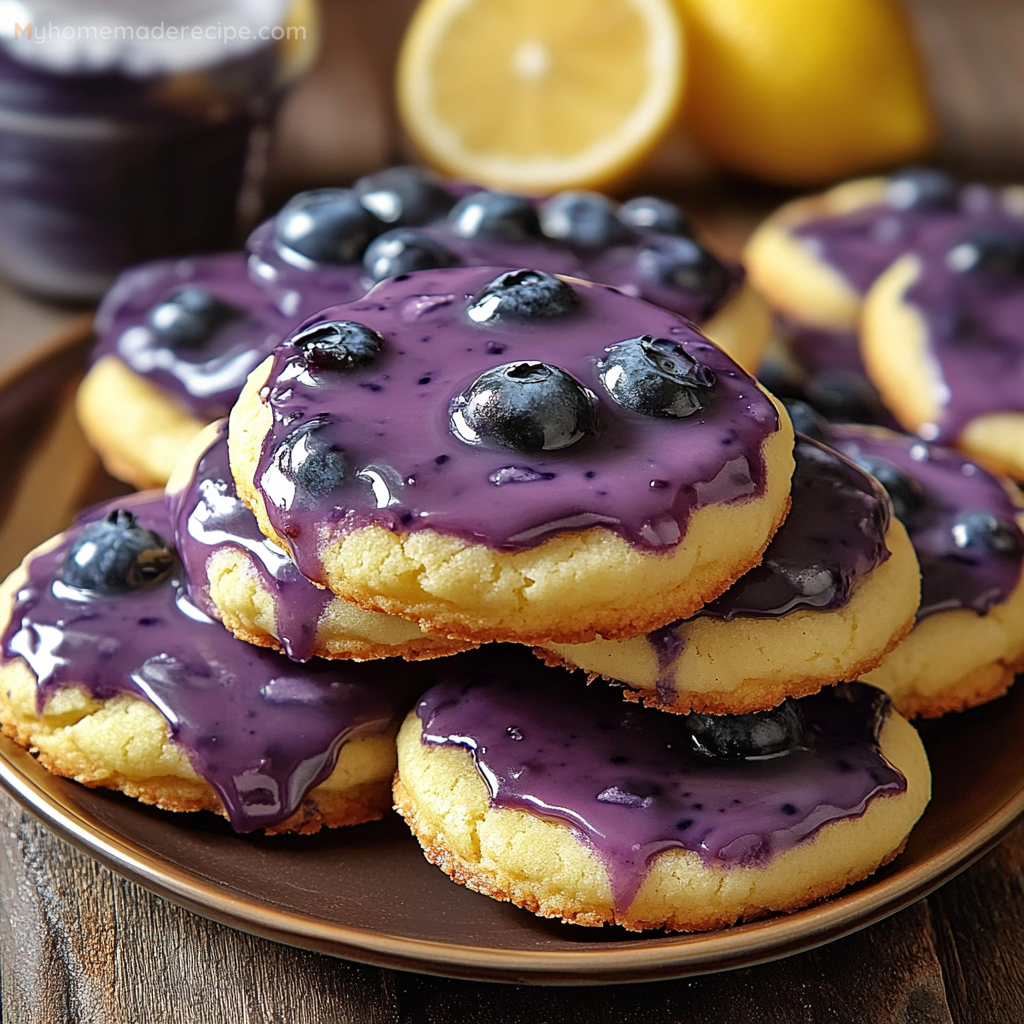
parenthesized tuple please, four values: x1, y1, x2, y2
(167, 422, 332, 663)
(1, 492, 431, 832)
(699, 437, 891, 619)
(92, 252, 306, 420)
(92, 173, 743, 418)
(827, 426, 1024, 619)
(792, 181, 1003, 297)
(899, 215, 1024, 442)
(251, 267, 781, 577)
(646, 437, 891, 702)
(416, 648, 906, 913)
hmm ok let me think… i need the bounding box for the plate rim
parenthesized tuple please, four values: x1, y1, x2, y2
(2, 325, 1023, 984)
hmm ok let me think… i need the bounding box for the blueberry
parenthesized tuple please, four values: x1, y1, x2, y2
(886, 167, 959, 211)
(539, 190, 629, 248)
(951, 512, 1024, 557)
(448, 191, 541, 241)
(148, 288, 238, 350)
(618, 196, 692, 236)
(634, 236, 730, 301)
(273, 417, 347, 498)
(290, 320, 384, 371)
(597, 335, 715, 419)
(275, 188, 385, 265)
(946, 228, 1024, 277)
(687, 700, 805, 760)
(353, 165, 454, 225)
(783, 399, 830, 442)
(467, 269, 579, 324)
(449, 361, 597, 453)
(802, 370, 887, 424)
(63, 510, 175, 595)
(362, 229, 457, 282)
(848, 455, 924, 525)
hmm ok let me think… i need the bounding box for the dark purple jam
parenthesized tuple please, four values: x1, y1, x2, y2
(416, 648, 906, 912)
(251, 267, 781, 578)
(93, 252, 306, 419)
(0, 42, 282, 302)
(167, 421, 332, 662)
(1, 492, 430, 832)
(699, 436, 891, 619)
(827, 426, 1024, 619)
(791, 181, 1002, 297)
(899, 214, 1024, 442)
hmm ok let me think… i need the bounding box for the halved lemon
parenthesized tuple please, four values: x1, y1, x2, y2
(397, 0, 684, 194)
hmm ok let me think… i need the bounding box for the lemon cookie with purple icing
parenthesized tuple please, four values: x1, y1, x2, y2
(543, 435, 919, 714)
(167, 421, 473, 663)
(228, 267, 795, 645)
(393, 648, 930, 932)
(0, 493, 433, 834)
(861, 215, 1024, 481)
(825, 424, 1024, 718)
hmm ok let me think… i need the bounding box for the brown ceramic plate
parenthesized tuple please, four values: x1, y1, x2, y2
(2, 326, 1024, 985)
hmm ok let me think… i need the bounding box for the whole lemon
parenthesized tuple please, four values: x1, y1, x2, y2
(676, 0, 935, 185)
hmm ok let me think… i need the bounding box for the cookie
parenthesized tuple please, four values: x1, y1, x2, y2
(79, 251, 322, 488)
(393, 648, 930, 932)
(861, 215, 1024, 481)
(543, 436, 919, 714)
(229, 267, 795, 645)
(81, 172, 770, 489)
(167, 420, 473, 662)
(0, 492, 432, 834)
(825, 424, 1024, 718)
(744, 169, 1019, 396)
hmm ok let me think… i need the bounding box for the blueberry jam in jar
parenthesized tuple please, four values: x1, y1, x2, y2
(0, 0, 316, 301)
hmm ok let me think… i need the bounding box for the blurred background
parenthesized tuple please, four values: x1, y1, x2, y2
(1, 0, 1022, 367)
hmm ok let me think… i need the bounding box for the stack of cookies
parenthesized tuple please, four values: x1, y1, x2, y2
(3, 239, 957, 932)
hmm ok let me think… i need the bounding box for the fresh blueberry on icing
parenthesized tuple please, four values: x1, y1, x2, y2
(782, 399, 830, 442)
(597, 335, 715, 419)
(886, 167, 959, 211)
(449, 361, 598, 453)
(618, 196, 692, 236)
(362, 229, 457, 282)
(148, 288, 238, 350)
(634, 236, 730, 300)
(687, 700, 805, 761)
(951, 512, 1024, 557)
(467, 269, 579, 323)
(946, 228, 1024, 278)
(539, 190, 629, 248)
(274, 188, 385, 266)
(290, 320, 384, 372)
(353, 165, 454, 225)
(274, 417, 347, 498)
(448, 191, 542, 241)
(848, 454, 924, 526)
(63, 510, 175, 595)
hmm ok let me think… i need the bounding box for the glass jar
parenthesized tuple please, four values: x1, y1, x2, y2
(0, 0, 317, 301)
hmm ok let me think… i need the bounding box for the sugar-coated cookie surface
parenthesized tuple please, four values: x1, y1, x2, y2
(825, 424, 1024, 717)
(861, 214, 1024, 481)
(229, 267, 794, 644)
(0, 492, 433, 833)
(167, 421, 472, 662)
(544, 437, 920, 713)
(394, 649, 930, 932)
